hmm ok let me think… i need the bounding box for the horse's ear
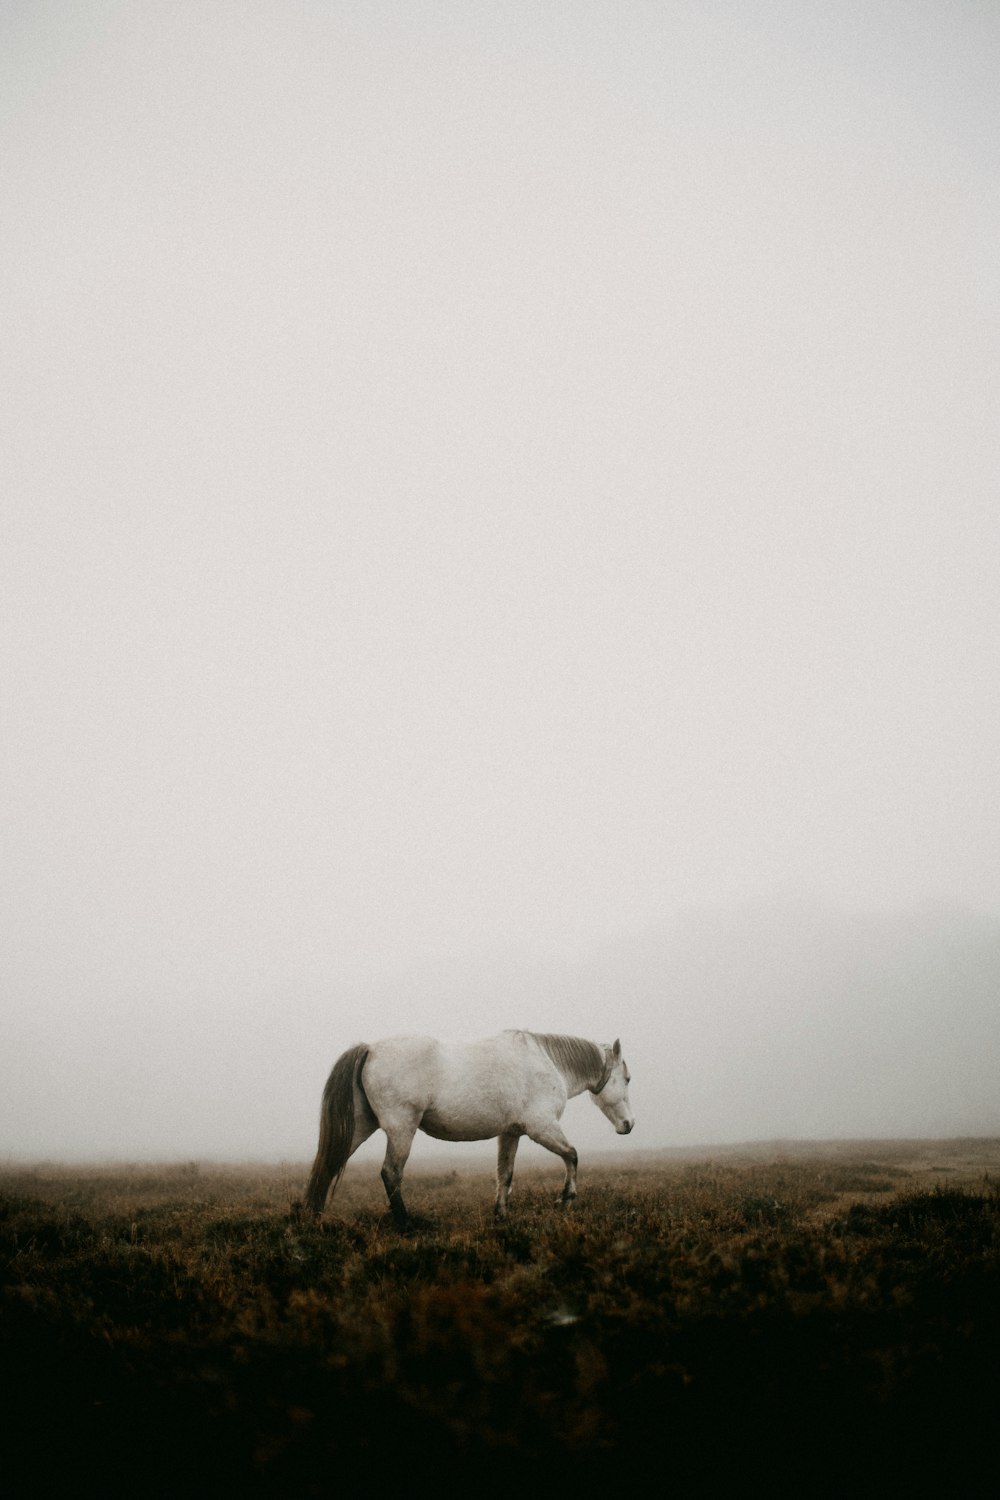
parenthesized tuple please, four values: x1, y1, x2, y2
(612, 1038, 622, 1060)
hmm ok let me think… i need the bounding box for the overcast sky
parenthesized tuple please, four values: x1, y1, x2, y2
(3, 2, 998, 1163)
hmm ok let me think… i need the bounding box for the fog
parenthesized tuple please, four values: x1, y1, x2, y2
(3, 2, 998, 1164)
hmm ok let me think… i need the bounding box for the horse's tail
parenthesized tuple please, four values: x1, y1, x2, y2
(304, 1043, 371, 1214)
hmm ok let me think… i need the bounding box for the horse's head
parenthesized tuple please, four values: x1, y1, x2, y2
(591, 1039, 634, 1134)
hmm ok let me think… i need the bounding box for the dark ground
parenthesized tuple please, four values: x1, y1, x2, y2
(2, 1140, 998, 1496)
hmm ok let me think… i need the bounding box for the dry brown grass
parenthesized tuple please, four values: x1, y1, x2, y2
(3, 1141, 999, 1496)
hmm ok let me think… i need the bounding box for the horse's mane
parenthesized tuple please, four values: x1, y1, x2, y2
(523, 1032, 607, 1093)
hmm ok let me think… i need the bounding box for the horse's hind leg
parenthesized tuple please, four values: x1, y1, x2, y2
(494, 1130, 521, 1220)
(380, 1118, 419, 1229)
(526, 1123, 579, 1208)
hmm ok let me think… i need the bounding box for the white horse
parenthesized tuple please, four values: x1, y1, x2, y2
(304, 1030, 634, 1225)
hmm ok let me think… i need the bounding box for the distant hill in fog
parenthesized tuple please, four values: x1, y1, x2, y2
(562, 902, 1000, 1146)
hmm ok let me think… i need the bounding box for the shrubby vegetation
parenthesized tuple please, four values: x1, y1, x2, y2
(2, 1143, 998, 1495)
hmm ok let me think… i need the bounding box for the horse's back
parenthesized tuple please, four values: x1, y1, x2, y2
(363, 1033, 521, 1096)
(365, 1032, 521, 1076)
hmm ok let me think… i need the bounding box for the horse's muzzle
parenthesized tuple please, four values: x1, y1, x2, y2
(617, 1120, 634, 1134)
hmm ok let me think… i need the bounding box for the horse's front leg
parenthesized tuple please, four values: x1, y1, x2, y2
(527, 1123, 579, 1209)
(494, 1130, 521, 1220)
(380, 1119, 418, 1229)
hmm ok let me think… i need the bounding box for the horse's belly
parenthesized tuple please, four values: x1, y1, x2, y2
(420, 1106, 512, 1143)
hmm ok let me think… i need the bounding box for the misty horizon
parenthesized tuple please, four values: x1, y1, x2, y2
(5, 896, 999, 1163)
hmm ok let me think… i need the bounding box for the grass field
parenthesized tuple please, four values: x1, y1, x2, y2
(3, 1140, 999, 1496)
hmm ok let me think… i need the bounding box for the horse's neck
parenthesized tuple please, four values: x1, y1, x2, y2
(530, 1032, 607, 1096)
